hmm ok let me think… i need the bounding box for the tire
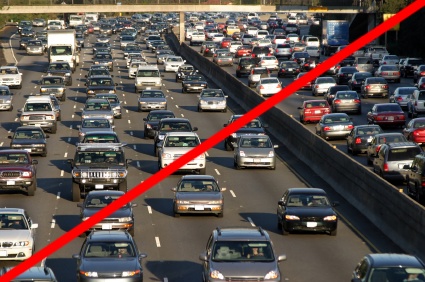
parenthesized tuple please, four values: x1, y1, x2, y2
(277, 219, 282, 230)
(173, 206, 180, 218)
(72, 182, 81, 202)
(128, 228, 134, 237)
(198, 106, 202, 112)
(27, 182, 36, 196)
(119, 180, 127, 192)
(61, 94, 66, 102)
(17, 84, 22, 89)
(224, 140, 232, 151)
(182, 88, 186, 93)
(236, 72, 241, 78)
(330, 229, 337, 236)
(199, 167, 206, 175)
(222, 108, 227, 113)
(282, 226, 289, 235)
(217, 212, 223, 218)
(8, 105, 13, 112)
(51, 124, 57, 134)
(154, 145, 158, 157)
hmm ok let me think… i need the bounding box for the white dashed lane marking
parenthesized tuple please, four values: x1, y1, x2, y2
(214, 169, 220, 175)
(147, 206, 152, 214)
(230, 190, 236, 197)
(155, 237, 161, 247)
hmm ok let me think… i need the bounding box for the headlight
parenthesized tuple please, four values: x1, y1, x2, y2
(122, 270, 140, 277)
(82, 115, 89, 119)
(324, 215, 337, 221)
(22, 171, 32, 177)
(231, 133, 237, 138)
(45, 115, 55, 120)
(6, 100, 11, 103)
(210, 270, 224, 280)
(239, 151, 245, 157)
(40, 88, 47, 93)
(14, 241, 30, 246)
(118, 217, 132, 222)
(268, 151, 274, 157)
(65, 73, 71, 76)
(162, 153, 172, 158)
(160, 102, 166, 105)
(80, 271, 98, 277)
(218, 100, 226, 105)
(265, 270, 279, 280)
(285, 214, 300, 220)
(209, 200, 222, 204)
(139, 101, 147, 104)
(158, 135, 165, 140)
(200, 100, 207, 105)
(87, 90, 95, 94)
(81, 172, 88, 178)
(177, 200, 190, 204)
(73, 171, 80, 177)
(185, 84, 192, 86)
(109, 90, 116, 94)
(33, 144, 46, 147)
(58, 88, 64, 93)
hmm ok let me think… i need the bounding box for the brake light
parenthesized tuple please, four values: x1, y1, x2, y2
(354, 99, 361, 103)
(289, 48, 292, 52)
(383, 163, 389, 172)
(396, 96, 403, 101)
(276, 84, 282, 89)
(366, 85, 371, 89)
(352, 80, 357, 84)
(376, 145, 381, 153)
(383, 61, 387, 64)
(421, 71, 425, 76)
(382, 72, 388, 75)
(414, 130, 422, 136)
(421, 83, 425, 89)
(334, 99, 341, 104)
(205, 48, 209, 52)
(260, 85, 265, 89)
(339, 73, 345, 77)
(347, 125, 354, 130)
(261, 60, 265, 64)
(355, 137, 362, 144)
(382, 85, 388, 89)
(315, 85, 319, 88)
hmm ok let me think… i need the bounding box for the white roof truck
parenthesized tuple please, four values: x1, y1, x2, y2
(69, 14, 85, 28)
(47, 30, 79, 72)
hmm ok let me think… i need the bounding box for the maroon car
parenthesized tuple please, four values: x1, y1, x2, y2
(367, 103, 406, 128)
(403, 117, 425, 145)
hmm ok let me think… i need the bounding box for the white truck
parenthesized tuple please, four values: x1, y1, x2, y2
(47, 20, 65, 30)
(84, 13, 99, 24)
(69, 14, 84, 28)
(47, 30, 79, 72)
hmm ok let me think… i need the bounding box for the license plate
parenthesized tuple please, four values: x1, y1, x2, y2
(7, 180, 15, 185)
(334, 125, 344, 130)
(348, 74, 352, 77)
(288, 68, 293, 71)
(0, 251, 7, 257)
(307, 222, 317, 228)
(367, 137, 373, 142)
(102, 224, 112, 230)
(95, 184, 104, 189)
(24, 148, 31, 152)
(315, 110, 321, 114)
(194, 205, 204, 211)
(253, 159, 261, 163)
(211, 105, 217, 108)
(388, 116, 394, 121)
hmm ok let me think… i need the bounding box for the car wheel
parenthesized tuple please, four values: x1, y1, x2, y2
(277, 219, 282, 230)
(128, 228, 135, 237)
(199, 167, 206, 175)
(173, 206, 180, 217)
(8, 105, 13, 111)
(330, 229, 337, 236)
(72, 182, 81, 202)
(51, 124, 57, 134)
(225, 141, 232, 151)
(282, 226, 289, 235)
(119, 180, 127, 192)
(235, 162, 242, 170)
(17, 84, 22, 89)
(198, 106, 202, 112)
(182, 88, 186, 93)
(217, 212, 223, 218)
(222, 108, 227, 113)
(27, 182, 36, 196)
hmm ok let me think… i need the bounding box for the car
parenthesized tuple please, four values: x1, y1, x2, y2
(175, 64, 195, 82)
(201, 42, 217, 57)
(354, 56, 374, 73)
(85, 65, 112, 82)
(331, 90, 362, 114)
(366, 133, 408, 164)
(77, 118, 114, 142)
(20, 96, 58, 134)
(171, 175, 225, 217)
(251, 46, 272, 58)
(256, 77, 282, 97)
(77, 190, 137, 236)
(276, 188, 338, 236)
(234, 44, 252, 58)
(361, 77, 389, 98)
(335, 67, 358, 85)
(95, 34, 110, 44)
(298, 100, 331, 124)
(351, 253, 425, 282)
(72, 231, 147, 281)
(312, 77, 336, 97)
(400, 57, 425, 78)
(291, 42, 304, 52)
(0, 85, 13, 111)
(9, 126, 49, 157)
(346, 125, 383, 155)
(233, 134, 277, 170)
(157, 132, 206, 174)
(374, 64, 401, 83)
(347, 71, 373, 92)
(163, 55, 185, 72)
(137, 89, 167, 112)
(405, 153, 425, 203)
(32, 18, 46, 27)
(212, 51, 234, 66)
(367, 103, 406, 128)
(248, 67, 270, 87)
(123, 43, 142, 60)
(119, 35, 136, 50)
(181, 74, 208, 93)
(80, 131, 120, 144)
(407, 89, 425, 118)
(236, 57, 259, 77)
(305, 46, 320, 60)
(20, 26, 35, 37)
(25, 39, 44, 55)
(258, 55, 279, 71)
(94, 93, 122, 119)
(223, 115, 268, 151)
(85, 75, 117, 98)
(0, 66, 22, 89)
(0, 208, 39, 260)
(199, 226, 286, 282)
(92, 52, 114, 71)
(81, 98, 114, 125)
(0, 266, 57, 281)
(413, 65, 425, 83)
(46, 62, 72, 86)
(274, 43, 292, 59)
(277, 60, 302, 78)
(373, 142, 422, 181)
(294, 72, 315, 90)
(315, 113, 354, 140)
(19, 37, 32, 50)
(92, 42, 111, 54)
(403, 118, 425, 145)
(197, 89, 227, 112)
(143, 110, 175, 139)
(324, 85, 350, 105)
(379, 54, 400, 66)
(39, 75, 66, 101)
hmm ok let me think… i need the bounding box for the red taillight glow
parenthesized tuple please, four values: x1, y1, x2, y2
(347, 125, 354, 130)
(396, 96, 403, 101)
(383, 163, 389, 171)
(323, 126, 331, 131)
(355, 137, 362, 144)
(376, 145, 381, 153)
(334, 99, 341, 104)
(354, 99, 361, 103)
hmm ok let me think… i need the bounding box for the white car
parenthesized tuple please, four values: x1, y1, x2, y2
(312, 77, 337, 96)
(379, 55, 400, 66)
(0, 66, 23, 89)
(0, 208, 38, 261)
(164, 56, 186, 72)
(256, 77, 282, 97)
(305, 36, 320, 48)
(229, 41, 242, 54)
(257, 39, 272, 47)
(258, 56, 279, 71)
(212, 34, 225, 43)
(288, 17, 297, 24)
(286, 33, 300, 43)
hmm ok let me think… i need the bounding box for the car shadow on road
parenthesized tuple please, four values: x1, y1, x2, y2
(144, 198, 173, 217)
(53, 214, 81, 233)
(239, 212, 281, 235)
(175, 105, 198, 112)
(46, 258, 77, 282)
(145, 260, 203, 282)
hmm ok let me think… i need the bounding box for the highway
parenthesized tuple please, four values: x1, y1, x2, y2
(0, 22, 408, 282)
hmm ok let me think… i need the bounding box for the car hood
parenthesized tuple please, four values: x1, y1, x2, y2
(40, 85, 64, 89)
(87, 86, 115, 91)
(11, 139, 46, 145)
(0, 164, 34, 170)
(74, 164, 125, 169)
(0, 230, 32, 241)
(235, 128, 265, 135)
(80, 258, 139, 272)
(237, 147, 272, 155)
(286, 206, 336, 217)
(175, 192, 222, 201)
(82, 110, 113, 115)
(81, 128, 113, 134)
(183, 80, 207, 84)
(210, 260, 277, 277)
(82, 207, 132, 218)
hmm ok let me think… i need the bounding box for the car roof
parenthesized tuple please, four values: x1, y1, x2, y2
(386, 142, 419, 148)
(160, 118, 190, 123)
(87, 230, 133, 241)
(213, 227, 270, 241)
(86, 190, 125, 197)
(366, 253, 425, 268)
(16, 126, 45, 131)
(2, 266, 56, 280)
(181, 175, 216, 181)
(287, 188, 327, 195)
(0, 208, 25, 214)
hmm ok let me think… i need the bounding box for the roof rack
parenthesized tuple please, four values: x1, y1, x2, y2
(76, 143, 126, 151)
(216, 226, 221, 236)
(258, 226, 265, 236)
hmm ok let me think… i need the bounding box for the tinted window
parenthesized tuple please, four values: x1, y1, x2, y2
(388, 147, 422, 161)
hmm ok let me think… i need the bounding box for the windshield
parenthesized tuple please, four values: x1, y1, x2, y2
(24, 102, 52, 111)
(287, 194, 330, 207)
(14, 130, 44, 139)
(50, 46, 72, 56)
(201, 90, 224, 98)
(0, 153, 29, 164)
(75, 151, 124, 164)
(367, 267, 425, 281)
(177, 179, 220, 192)
(84, 242, 135, 258)
(212, 241, 274, 262)
(85, 194, 129, 208)
(83, 134, 119, 143)
(82, 119, 110, 128)
(0, 214, 28, 230)
(84, 101, 111, 111)
(89, 78, 113, 86)
(137, 70, 160, 77)
(148, 113, 174, 121)
(239, 137, 271, 148)
(42, 77, 63, 85)
(141, 91, 165, 98)
(165, 136, 199, 147)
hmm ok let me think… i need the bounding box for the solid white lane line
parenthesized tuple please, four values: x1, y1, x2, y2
(60, 170, 64, 177)
(0, 142, 3, 146)
(155, 237, 161, 247)
(126, 109, 129, 113)
(72, 114, 75, 119)
(147, 206, 152, 214)
(230, 190, 236, 197)
(70, 125, 73, 129)
(64, 152, 68, 158)
(175, 105, 179, 108)
(124, 101, 127, 105)
(214, 168, 220, 175)
(73, 104, 76, 109)
(181, 114, 184, 117)
(247, 217, 256, 227)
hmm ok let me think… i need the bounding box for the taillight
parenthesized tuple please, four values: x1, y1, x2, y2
(205, 48, 209, 52)
(383, 163, 389, 172)
(414, 130, 422, 136)
(421, 83, 425, 89)
(315, 85, 319, 88)
(382, 72, 388, 75)
(323, 126, 331, 131)
(383, 61, 387, 64)
(261, 60, 265, 64)
(334, 99, 341, 104)
(355, 137, 362, 144)
(289, 48, 292, 52)
(354, 99, 361, 103)
(276, 84, 282, 88)
(339, 73, 345, 77)
(347, 124, 354, 130)
(260, 85, 265, 89)
(376, 145, 381, 153)
(421, 71, 425, 76)
(382, 85, 388, 89)
(352, 80, 357, 84)
(396, 96, 403, 101)
(366, 85, 371, 89)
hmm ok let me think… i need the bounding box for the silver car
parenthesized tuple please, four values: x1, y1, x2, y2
(312, 77, 337, 96)
(0, 85, 13, 111)
(274, 43, 292, 59)
(389, 87, 417, 109)
(81, 98, 114, 125)
(78, 117, 114, 142)
(248, 67, 270, 88)
(234, 134, 278, 170)
(26, 39, 44, 55)
(197, 89, 227, 112)
(171, 175, 225, 217)
(375, 65, 401, 83)
(94, 93, 122, 119)
(315, 113, 354, 140)
(138, 89, 167, 112)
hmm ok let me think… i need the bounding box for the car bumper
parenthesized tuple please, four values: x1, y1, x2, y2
(199, 103, 226, 111)
(183, 86, 206, 93)
(236, 156, 275, 168)
(138, 103, 166, 111)
(135, 85, 162, 91)
(283, 220, 337, 233)
(0, 179, 35, 190)
(0, 247, 33, 261)
(0, 103, 12, 110)
(321, 131, 351, 139)
(86, 221, 134, 233)
(175, 203, 223, 214)
(160, 158, 205, 170)
(78, 275, 143, 282)
(20, 121, 56, 131)
(10, 146, 46, 155)
(372, 120, 405, 127)
(333, 105, 361, 113)
(364, 91, 388, 97)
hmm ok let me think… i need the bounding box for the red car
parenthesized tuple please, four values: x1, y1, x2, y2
(298, 100, 331, 124)
(403, 117, 425, 145)
(367, 103, 406, 128)
(216, 22, 226, 32)
(235, 45, 252, 58)
(87, 24, 94, 34)
(220, 38, 232, 49)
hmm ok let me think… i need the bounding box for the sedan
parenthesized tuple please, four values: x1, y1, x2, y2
(77, 118, 114, 142)
(234, 134, 277, 169)
(335, 67, 358, 85)
(366, 133, 408, 164)
(298, 100, 331, 124)
(137, 89, 167, 112)
(367, 103, 406, 128)
(9, 126, 48, 157)
(374, 64, 401, 83)
(171, 175, 226, 217)
(175, 64, 195, 82)
(413, 64, 425, 83)
(305, 46, 320, 60)
(277, 61, 301, 78)
(92, 52, 114, 71)
(346, 124, 383, 155)
(256, 77, 282, 97)
(312, 77, 337, 96)
(277, 188, 338, 236)
(331, 90, 362, 114)
(361, 77, 389, 98)
(403, 118, 425, 145)
(324, 85, 350, 105)
(164, 56, 186, 72)
(347, 71, 373, 92)
(416, 77, 425, 90)
(25, 40, 44, 55)
(315, 113, 354, 140)
(197, 89, 227, 112)
(258, 55, 279, 71)
(143, 110, 175, 139)
(294, 72, 315, 90)
(181, 74, 208, 93)
(389, 86, 417, 110)
(212, 51, 234, 66)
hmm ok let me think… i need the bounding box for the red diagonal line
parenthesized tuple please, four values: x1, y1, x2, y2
(3, 1, 424, 280)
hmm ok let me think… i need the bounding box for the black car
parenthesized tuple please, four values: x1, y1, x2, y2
(290, 52, 312, 71)
(46, 62, 73, 86)
(223, 114, 268, 151)
(285, 23, 300, 34)
(251, 46, 272, 58)
(9, 126, 49, 157)
(181, 74, 208, 93)
(85, 75, 117, 98)
(92, 52, 114, 71)
(77, 190, 136, 236)
(175, 64, 196, 82)
(347, 71, 373, 92)
(277, 61, 301, 78)
(324, 85, 350, 105)
(335, 67, 358, 85)
(72, 231, 147, 281)
(400, 57, 425, 78)
(92, 42, 111, 54)
(338, 55, 356, 67)
(276, 188, 339, 236)
(143, 110, 175, 139)
(19, 37, 32, 50)
(346, 124, 383, 155)
(85, 65, 113, 83)
(202, 42, 217, 57)
(236, 57, 259, 78)
(81, 131, 120, 144)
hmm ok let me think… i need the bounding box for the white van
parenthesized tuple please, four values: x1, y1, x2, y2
(305, 36, 320, 47)
(134, 65, 162, 92)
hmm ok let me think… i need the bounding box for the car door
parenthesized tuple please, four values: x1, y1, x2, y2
(347, 128, 355, 149)
(277, 191, 289, 222)
(202, 234, 214, 281)
(373, 145, 387, 173)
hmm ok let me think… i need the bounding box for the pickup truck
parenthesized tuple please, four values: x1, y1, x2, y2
(364, 46, 389, 66)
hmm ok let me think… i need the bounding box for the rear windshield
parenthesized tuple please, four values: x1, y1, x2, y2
(357, 57, 372, 64)
(418, 92, 425, 100)
(388, 147, 421, 161)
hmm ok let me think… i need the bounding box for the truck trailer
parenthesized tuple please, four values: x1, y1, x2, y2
(47, 29, 79, 72)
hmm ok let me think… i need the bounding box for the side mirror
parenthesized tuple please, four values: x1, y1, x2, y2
(199, 252, 208, 261)
(277, 254, 287, 262)
(72, 254, 81, 260)
(126, 159, 132, 165)
(32, 160, 38, 165)
(171, 187, 177, 192)
(67, 159, 74, 166)
(221, 187, 227, 192)
(192, 127, 198, 131)
(143, 118, 147, 121)
(77, 203, 83, 208)
(278, 200, 284, 206)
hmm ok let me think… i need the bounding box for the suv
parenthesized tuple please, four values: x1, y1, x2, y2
(0, 66, 23, 89)
(236, 57, 259, 78)
(404, 153, 425, 203)
(72, 231, 147, 281)
(68, 143, 131, 202)
(199, 227, 286, 282)
(400, 57, 425, 78)
(372, 142, 422, 182)
(0, 208, 38, 260)
(134, 65, 162, 92)
(407, 89, 425, 118)
(153, 118, 198, 156)
(46, 61, 72, 86)
(20, 96, 58, 133)
(39, 76, 66, 101)
(157, 132, 206, 174)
